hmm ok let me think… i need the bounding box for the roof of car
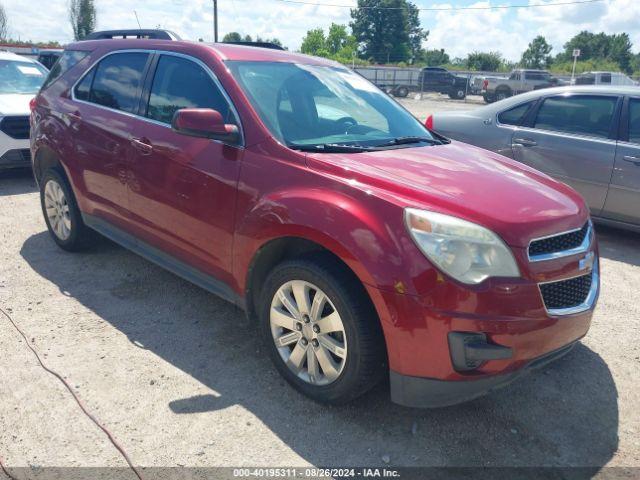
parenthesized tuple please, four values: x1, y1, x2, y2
(68, 39, 341, 66)
(0, 50, 38, 62)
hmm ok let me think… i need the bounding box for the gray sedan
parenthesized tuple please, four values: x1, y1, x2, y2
(430, 86, 640, 232)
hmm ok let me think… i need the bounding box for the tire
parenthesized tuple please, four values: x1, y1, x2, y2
(495, 87, 511, 102)
(449, 88, 466, 100)
(40, 168, 94, 251)
(394, 86, 409, 98)
(259, 254, 386, 405)
(483, 93, 495, 103)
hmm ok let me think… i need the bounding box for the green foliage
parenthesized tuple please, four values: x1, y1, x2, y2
(300, 24, 358, 63)
(0, 4, 7, 41)
(420, 48, 450, 66)
(557, 31, 633, 74)
(350, 0, 427, 63)
(69, 0, 96, 41)
(520, 36, 552, 69)
(222, 32, 242, 42)
(550, 58, 622, 75)
(465, 51, 503, 71)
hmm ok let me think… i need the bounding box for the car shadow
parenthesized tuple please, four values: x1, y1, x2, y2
(20, 231, 619, 471)
(0, 168, 37, 197)
(595, 224, 640, 267)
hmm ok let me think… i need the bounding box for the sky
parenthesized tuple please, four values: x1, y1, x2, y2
(2, 0, 639, 61)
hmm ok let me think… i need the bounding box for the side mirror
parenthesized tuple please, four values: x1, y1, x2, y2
(171, 108, 240, 144)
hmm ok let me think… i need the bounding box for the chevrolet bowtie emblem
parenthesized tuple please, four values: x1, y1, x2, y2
(579, 252, 595, 272)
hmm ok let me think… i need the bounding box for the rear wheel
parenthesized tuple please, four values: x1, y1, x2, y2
(483, 93, 495, 103)
(449, 88, 466, 100)
(259, 256, 386, 404)
(394, 86, 409, 98)
(40, 169, 94, 251)
(495, 87, 511, 102)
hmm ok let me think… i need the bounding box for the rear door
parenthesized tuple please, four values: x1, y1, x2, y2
(601, 96, 640, 225)
(69, 51, 151, 230)
(511, 93, 620, 215)
(126, 52, 243, 286)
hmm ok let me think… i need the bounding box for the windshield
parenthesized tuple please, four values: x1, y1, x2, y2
(226, 61, 433, 149)
(0, 60, 48, 94)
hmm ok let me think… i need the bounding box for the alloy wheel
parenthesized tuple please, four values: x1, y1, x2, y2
(44, 179, 71, 241)
(270, 280, 347, 385)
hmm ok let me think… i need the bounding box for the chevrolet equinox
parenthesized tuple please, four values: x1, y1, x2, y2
(30, 38, 599, 407)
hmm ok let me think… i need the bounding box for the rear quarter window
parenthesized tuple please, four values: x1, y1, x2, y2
(497, 101, 534, 126)
(40, 50, 89, 91)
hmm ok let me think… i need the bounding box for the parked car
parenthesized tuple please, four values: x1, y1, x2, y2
(573, 71, 638, 86)
(0, 51, 48, 171)
(419, 67, 469, 99)
(482, 69, 564, 103)
(427, 86, 640, 232)
(31, 34, 598, 407)
(37, 49, 63, 70)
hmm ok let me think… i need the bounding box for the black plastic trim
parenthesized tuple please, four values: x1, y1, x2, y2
(390, 341, 577, 408)
(82, 213, 245, 309)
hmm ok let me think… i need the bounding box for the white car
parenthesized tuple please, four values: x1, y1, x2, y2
(0, 51, 48, 171)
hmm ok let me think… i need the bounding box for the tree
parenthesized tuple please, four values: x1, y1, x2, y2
(520, 36, 552, 69)
(351, 0, 426, 63)
(326, 23, 349, 54)
(301, 28, 328, 56)
(222, 32, 242, 42)
(421, 48, 449, 66)
(69, 0, 96, 41)
(466, 51, 503, 71)
(0, 4, 8, 41)
(560, 30, 633, 74)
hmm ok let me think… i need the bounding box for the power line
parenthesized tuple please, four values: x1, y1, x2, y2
(272, 0, 606, 11)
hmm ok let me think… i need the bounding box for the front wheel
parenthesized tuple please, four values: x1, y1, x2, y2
(259, 256, 386, 404)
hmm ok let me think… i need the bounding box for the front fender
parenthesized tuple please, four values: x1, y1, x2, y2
(233, 186, 421, 295)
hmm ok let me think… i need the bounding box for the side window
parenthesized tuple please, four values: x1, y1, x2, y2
(601, 73, 612, 84)
(146, 55, 234, 125)
(41, 50, 89, 91)
(628, 99, 640, 144)
(89, 52, 149, 113)
(497, 101, 534, 126)
(534, 95, 618, 139)
(74, 68, 95, 101)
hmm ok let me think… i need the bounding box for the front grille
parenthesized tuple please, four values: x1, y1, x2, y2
(0, 115, 30, 139)
(0, 148, 31, 169)
(540, 272, 593, 311)
(529, 222, 590, 259)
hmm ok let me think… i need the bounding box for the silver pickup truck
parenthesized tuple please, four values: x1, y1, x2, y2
(481, 69, 564, 103)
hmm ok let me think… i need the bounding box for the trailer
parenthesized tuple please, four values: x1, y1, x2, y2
(353, 66, 422, 97)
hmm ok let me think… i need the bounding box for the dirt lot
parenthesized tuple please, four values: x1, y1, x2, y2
(1, 96, 639, 477)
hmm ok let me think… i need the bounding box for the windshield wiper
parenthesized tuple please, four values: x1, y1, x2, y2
(374, 136, 441, 147)
(288, 143, 376, 153)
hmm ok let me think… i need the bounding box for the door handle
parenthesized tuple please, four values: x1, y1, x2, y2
(623, 155, 640, 166)
(130, 137, 153, 155)
(513, 138, 537, 147)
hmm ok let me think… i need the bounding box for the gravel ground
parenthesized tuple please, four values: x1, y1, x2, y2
(0, 96, 639, 477)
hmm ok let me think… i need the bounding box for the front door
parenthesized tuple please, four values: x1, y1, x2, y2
(126, 53, 243, 286)
(511, 94, 619, 215)
(602, 97, 640, 225)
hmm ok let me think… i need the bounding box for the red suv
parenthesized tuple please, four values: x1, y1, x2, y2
(30, 37, 599, 407)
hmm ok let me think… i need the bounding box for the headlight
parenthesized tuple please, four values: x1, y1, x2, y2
(404, 208, 520, 284)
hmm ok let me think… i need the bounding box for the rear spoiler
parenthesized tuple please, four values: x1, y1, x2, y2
(222, 41, 285, 50)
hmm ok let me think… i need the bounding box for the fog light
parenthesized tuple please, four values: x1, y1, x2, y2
(448, 332, 512, 372)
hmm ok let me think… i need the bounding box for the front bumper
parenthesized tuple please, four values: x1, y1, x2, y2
(390, 341, 577, 408)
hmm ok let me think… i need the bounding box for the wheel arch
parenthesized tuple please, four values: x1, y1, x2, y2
(33, 145, 63, 184)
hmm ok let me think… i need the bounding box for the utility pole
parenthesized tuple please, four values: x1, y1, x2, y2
(212, 0, 218, 42)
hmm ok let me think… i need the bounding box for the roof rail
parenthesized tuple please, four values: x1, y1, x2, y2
(82, 29, 181, 41)
(222, 41, 285, 51)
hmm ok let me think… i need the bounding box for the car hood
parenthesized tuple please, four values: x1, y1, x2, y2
(0, 93, 34, 115)
(306, 141, 589, 247)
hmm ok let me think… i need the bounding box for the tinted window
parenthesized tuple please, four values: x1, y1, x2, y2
(75, 68, 95, 101)
(601, 73, 612, 84)
(628, 99, 640, 144)
(534, 95, 617, 138)
(90, 52, 149, 113)
(146, 55, 233, 125)
(41, 50, 88, 90)
(525, 72, 550, 81)
(498, 101, 533, 126)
